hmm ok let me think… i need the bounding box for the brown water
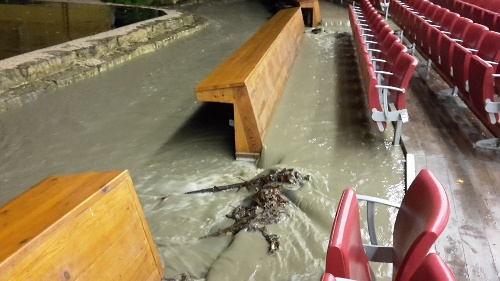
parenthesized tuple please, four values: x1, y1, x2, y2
(0, 1, 404, 280)
(0, 1, 166, 59)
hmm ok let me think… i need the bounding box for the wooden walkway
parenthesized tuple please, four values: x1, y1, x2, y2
(402, 65, 500, 280)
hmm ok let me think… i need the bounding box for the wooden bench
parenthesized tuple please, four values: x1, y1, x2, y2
(295, 0, 322, 27)
(0, 170, 163, 280)
(195, 7, 304, 160)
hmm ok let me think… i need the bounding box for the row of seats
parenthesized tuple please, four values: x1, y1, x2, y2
(455, 0, 500, 14)
(390, 0, 500, 143)
(429, 0, 500, 32)
(321, 169, 455, 281)
(349, 0, 417, 145)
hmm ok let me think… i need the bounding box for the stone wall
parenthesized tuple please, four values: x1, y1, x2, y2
(0, 5, 208, 111)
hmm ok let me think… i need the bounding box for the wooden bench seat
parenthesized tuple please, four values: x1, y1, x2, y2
(195, 7, 304, 160)
(0, 170, 163, 280)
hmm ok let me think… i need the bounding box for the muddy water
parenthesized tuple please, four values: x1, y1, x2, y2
(0, 1, 404, 280)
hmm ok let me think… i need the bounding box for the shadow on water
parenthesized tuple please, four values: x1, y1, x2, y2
(156, 102, 235, 156)
(332, 32, 377, 147)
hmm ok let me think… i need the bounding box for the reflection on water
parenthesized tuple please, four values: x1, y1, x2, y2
(0, 1, 403, 280)
(0, 1, 166, 59)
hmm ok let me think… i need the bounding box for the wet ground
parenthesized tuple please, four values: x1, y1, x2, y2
(0, 1, 405, 280)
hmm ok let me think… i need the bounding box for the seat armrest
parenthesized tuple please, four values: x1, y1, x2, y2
(357, 194, 400, 245)
(376, 85, 406, 93)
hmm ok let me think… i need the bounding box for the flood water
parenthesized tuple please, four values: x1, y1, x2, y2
(0, 1, 404, 280)
(0, 1, 166, 59)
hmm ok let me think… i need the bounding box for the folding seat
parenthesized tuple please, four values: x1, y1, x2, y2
(423, 3, 439, 21)
(418, 1, 433, 17)
(448, 16, 472, 43)
(413, 16, 427, 52)
(470, 6, 485, 25)
(451, 44, 472, 99)
(486, 2, 500, 14)
(416, 18, 433, 54)
(382, 52, 418, 110)
(324, 169, 451, 281)
(475, 32, 500, 73)
(468, 55, 500, 127)
(409, 253, 457, 281)
(324, 187, 373, 281)
(428, 26, 443, 70)
(373, 42, 408, 84)
(438, 12, 460, 35)
(438, 34, 455, 84)
(461, 3, 476, 22)
(482, 10, 498, 31)
(458, 22, 488, 56)
(430, 7, 450, 28)
(450, 1, 463, 15)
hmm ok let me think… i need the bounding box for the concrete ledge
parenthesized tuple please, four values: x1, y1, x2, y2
(0, 4, 208, 112)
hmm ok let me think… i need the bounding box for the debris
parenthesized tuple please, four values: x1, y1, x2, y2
(456, 179, 464, 184)
(187, 169, 310, 254)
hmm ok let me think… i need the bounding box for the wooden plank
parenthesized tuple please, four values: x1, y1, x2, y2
(463, 160, 500, 278)
(0, 171, 163, 280)
(194, 8, 303, 92)
(444, 160, 498, 280)
(424, 156, 468, 280)
(194, 7, 304, 158)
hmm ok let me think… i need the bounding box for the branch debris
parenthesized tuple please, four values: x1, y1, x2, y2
(187, 168, 310, 254)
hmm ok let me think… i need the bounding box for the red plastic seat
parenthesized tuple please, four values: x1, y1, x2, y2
(384, 52, 418, 110)
(476, 31, 500, 73)
(438, 12, 460, 35)
(438, 34, 456, 84)
(461, 3, 476, 21)
(429, 26, 442, 64)
(448, 16, 472, 42)
(482, 10, 498, 31)
(325, 169, 451, 281)
(325, 189, 372, 281)
(409, 253, 457, 281)
(459, 22, 488, 51)
(451, 44, 472, 100)
(468, 55, 499, 124)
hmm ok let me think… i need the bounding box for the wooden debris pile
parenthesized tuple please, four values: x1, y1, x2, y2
(185, 168, 310, 254)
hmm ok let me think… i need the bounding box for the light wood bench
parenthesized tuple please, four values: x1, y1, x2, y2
(195, 7, 304, 160)
(295, 0, 322, 27)
(0, 170, 163, 280)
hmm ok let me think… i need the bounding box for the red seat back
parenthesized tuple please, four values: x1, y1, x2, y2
(325, 189, 371, 281)
(468, 55, 499, 124)
(460, 22, 488, 50)
(386, 52, 418, 110)
(477, 31, 500, 73)
(449, 16, 472, 41)
(438, 34, 455, 83)
(410, 253, 457, 281)
(482, 10, 498, 31)
(392, 169, 451, 281)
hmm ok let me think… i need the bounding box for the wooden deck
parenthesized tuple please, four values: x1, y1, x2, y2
(402, 65, 500, 281)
